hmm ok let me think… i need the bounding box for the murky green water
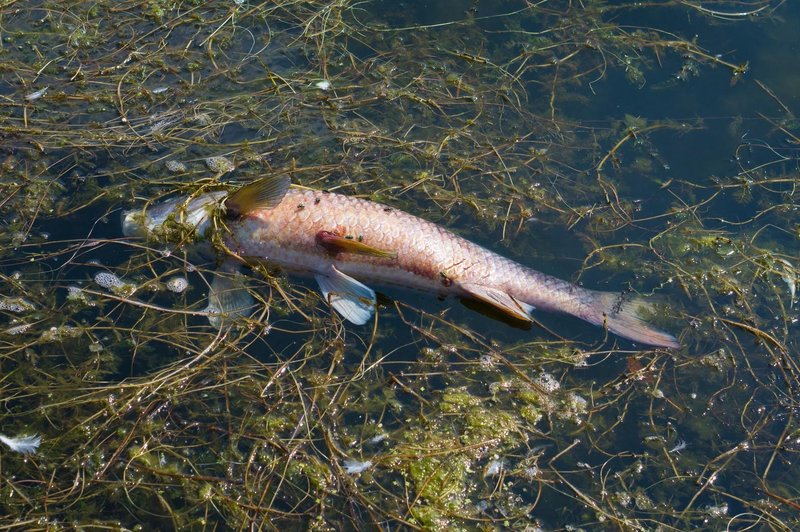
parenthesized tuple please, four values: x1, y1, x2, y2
(1, 0, 798, 529)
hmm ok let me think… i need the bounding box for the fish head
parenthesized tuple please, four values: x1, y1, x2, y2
(122, 191, 228, 241)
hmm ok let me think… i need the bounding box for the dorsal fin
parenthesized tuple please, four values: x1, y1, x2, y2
(224, 174, 291, 219)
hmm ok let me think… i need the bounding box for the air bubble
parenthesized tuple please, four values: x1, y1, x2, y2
(205, 156, 235, 174)
(165, 276, 189, 293)
(94, 272, 137, 296)
(165, 160, 187, 173)
(534, 372, 560, 392)
(0, 297, 35, 313)
(4, 323, 32, 335)
(94, 272, 124, 289)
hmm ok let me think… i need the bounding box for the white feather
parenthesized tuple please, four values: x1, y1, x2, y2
(343, 459, 372, 474)
(0, 433, 41, 454)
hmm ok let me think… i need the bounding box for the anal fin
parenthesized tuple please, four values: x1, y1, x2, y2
(315, 265, 376, 325)
(460, 282, 534, 322)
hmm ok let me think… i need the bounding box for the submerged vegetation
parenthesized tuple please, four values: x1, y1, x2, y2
(0, 0, 798, 528)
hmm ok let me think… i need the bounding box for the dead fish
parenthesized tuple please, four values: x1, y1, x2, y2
(122, 175, 679, 347)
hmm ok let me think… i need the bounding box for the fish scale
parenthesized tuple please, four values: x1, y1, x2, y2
(123, 178, 680, 348)
(234, 189, 496, 290)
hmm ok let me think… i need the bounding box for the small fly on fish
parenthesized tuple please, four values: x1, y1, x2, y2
(122, 175, 680, 348)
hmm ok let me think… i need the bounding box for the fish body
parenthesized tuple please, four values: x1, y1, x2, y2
(123, 176, 679, 348)
(234, 188, 580, 314)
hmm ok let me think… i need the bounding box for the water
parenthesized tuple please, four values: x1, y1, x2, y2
(0, 0, 798, 528)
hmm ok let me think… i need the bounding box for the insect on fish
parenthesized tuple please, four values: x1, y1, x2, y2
(122, 175, 680, 348)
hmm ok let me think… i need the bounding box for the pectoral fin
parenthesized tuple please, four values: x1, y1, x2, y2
(315, 265, 376, 325)
(316, 231, 398, 260)
(224, 174, 291, 219)
(460, 283, 534, 322)
(204, 260, 255, 328)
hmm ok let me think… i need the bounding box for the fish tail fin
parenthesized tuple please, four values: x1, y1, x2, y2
(584, 291, 680, 348)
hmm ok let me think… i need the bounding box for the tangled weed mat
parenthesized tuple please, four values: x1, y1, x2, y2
(1, 0, 798, 529)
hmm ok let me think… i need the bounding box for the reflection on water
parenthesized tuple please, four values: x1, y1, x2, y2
(0, 0, 797, 528)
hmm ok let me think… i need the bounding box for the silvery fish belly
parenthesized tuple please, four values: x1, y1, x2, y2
(123, 175, 680, 348)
